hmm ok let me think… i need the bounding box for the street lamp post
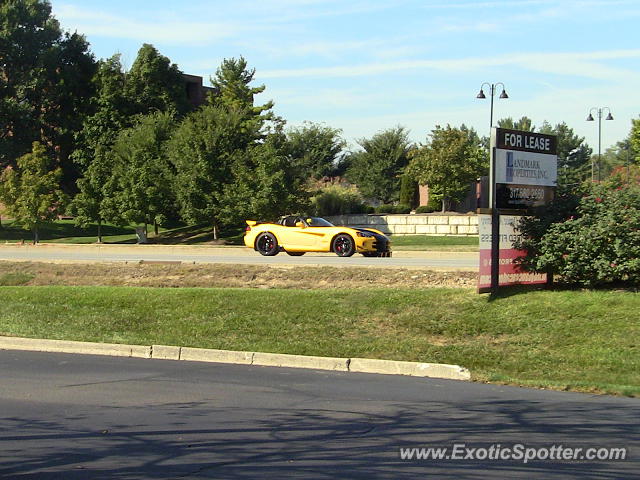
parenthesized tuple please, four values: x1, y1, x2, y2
(477, 83, 508, 208)
(477, 83, 509, 131)
(477, 83, 508, 293)
(586, 107, 613, 181)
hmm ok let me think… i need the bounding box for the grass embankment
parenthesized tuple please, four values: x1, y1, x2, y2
(390, 235, 478, 251)
(0, 262, 476, 289)
(0, 220, 478, 250)
(0, 220, 137, 244)
(0, 220, 244, 245)
(0, 280, 637, 396)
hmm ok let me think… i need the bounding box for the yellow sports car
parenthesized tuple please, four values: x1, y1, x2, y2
(244, 216, 392, 257)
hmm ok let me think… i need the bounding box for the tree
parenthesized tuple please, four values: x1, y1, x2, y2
(102, 111, 177, 235)
(69, 151, 113, 243)
(72, 55, 130, 169)
(168, 105, 248, 239)
(167, 58, 281, 239)
(0, 142, 65, 242)
(601, 118, 640, 178)
(210, 57, 273, 113)
(630, 117, 640, 164)
(285, 122, 346, 180)
(407, 125, 485, 212)
(124, 44, 190, 117)
(497, 116, 535, 132)
(69, 56, 132, 243)
(346, 126, 412, 204)
(399, 174, 419, 209)
(0, 0, 96, 190)
(538, 121, 592, 186)
(209, 56, 277, 144)
(220, 138, 308, 225)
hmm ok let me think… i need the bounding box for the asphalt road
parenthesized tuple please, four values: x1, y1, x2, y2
(0, 244, 478, 269)
(0, 350, 637, 479)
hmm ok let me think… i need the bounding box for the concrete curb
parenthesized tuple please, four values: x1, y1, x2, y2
(349, 357, 470, 380)
(252, 351, 349, 371)
(0, 336, 470, 381)
(0, 336, 151, 359)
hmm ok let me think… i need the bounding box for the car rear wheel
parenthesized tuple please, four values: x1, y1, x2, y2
(255, 232, 279, 256)
(285, 251, 305, 256)
(333, 234, 355, 257)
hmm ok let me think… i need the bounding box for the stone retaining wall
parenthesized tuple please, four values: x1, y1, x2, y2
(325, 214, 479, 236)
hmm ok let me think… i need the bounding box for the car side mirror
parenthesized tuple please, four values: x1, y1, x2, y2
(295, 222, 305, 228)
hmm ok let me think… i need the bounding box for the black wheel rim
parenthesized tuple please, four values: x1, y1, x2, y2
(335, 236, 352, 255)
(258, 235, 274, 253)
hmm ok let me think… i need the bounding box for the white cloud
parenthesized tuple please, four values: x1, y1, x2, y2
(53, 4, 238, 46)
(438, 21, 500, 33)
(259, 49, 640, 81)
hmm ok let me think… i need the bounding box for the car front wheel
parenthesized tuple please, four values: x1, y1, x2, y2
(333, 234, 355, 257)
(255, 232, 279, 256)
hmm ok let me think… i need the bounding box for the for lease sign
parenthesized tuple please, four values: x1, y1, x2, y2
(493, 128, 558, 187)
(495, 150, 557, 186)
(497, 129, 556, 153)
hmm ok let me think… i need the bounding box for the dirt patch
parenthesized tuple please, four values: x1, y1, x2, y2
(0, 261, 476, 289)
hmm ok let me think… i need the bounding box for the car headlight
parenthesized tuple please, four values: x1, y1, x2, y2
(356, 231, 373, 237)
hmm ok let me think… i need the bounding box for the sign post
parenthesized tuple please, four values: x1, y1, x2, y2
(479, 128, 557, 294)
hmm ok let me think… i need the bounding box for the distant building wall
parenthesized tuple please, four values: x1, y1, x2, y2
(418, 184, 429, 207)
(183, 74, 214, 108)
(418, 180, 481, 213)
(325, 214, 479, 236)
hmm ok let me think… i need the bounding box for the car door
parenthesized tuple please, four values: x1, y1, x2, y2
(276, 217, 315, 250)
(296, 218, 332, 250)
(284, 217, 325, 250)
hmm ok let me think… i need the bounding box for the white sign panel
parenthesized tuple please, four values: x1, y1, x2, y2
(494, 149, 557, 187)
(478, 214, 548, 289)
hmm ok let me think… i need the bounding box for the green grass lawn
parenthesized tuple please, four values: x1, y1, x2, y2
(0, 219, 137, 243)
(0, 220, 244, 245)
(390, 234, 478, 250)
(0, 285, 637, 396)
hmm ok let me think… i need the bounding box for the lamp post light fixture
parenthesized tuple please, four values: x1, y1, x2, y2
(586, 107, 614, 181)
(477, 82, 509, 132)
(476, 82, 508, 293)
(476, 82, 509, 209)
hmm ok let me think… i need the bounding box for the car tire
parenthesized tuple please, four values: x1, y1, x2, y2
(332, 234, 355, 257)
(285, 251, 305, 256)
(255, 232, 279, 256)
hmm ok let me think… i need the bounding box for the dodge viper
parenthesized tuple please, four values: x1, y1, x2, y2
(244, 216, 392, 257)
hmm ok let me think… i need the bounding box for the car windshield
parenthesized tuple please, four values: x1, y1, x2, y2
(305, 217, 334, 227)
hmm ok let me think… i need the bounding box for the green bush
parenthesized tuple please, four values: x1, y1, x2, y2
(415, 205, 435, 214)
(312, 185, 368, 216)
(394, 204, 412, 214)
(374, 204, 393, 214)
(516, 183, 640, 286)
(427, 192, 443, 212)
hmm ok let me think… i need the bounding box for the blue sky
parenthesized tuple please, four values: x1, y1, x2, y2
(52, 0, 639, 152)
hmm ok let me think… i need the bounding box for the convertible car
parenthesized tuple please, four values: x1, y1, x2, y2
(244, 216, 392, 257)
